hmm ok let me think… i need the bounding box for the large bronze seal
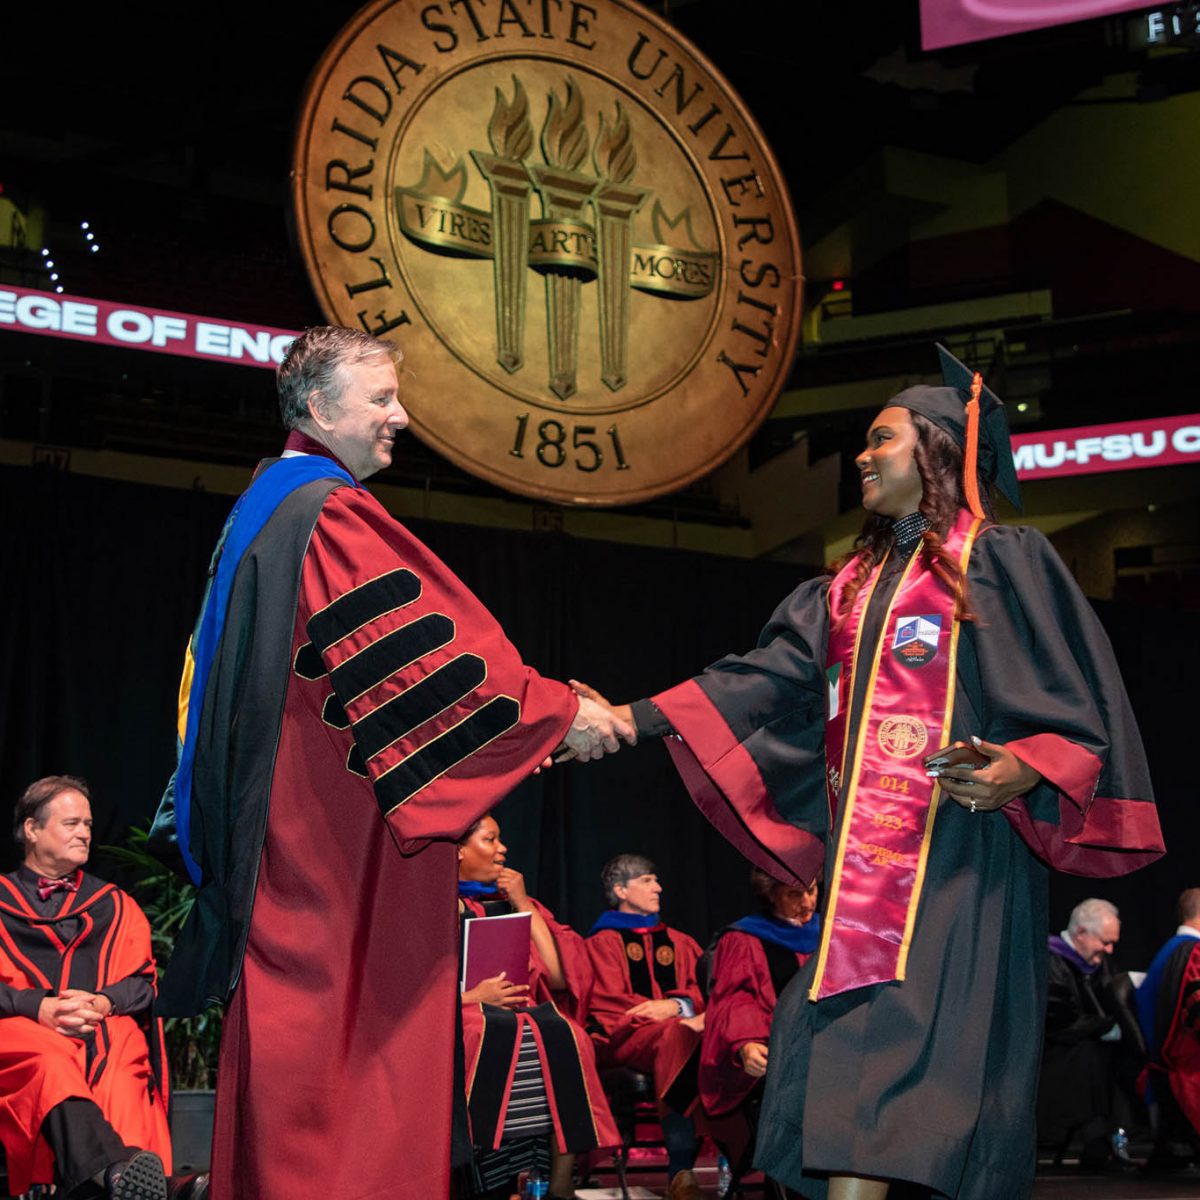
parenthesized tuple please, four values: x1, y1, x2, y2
(293, 0, 802, 506)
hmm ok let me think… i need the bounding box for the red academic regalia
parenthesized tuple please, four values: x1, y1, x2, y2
(1141, 934, 1200, 1136)
(159, 461, 576, 1200)
(586, 924, 704, 1110)
(698, 930, 809, 1119)
(460, 896, 618, 1153)
(0, 872, 170, 1195)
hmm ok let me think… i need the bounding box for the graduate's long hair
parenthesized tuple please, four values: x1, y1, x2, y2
(832, 412, 989, 628)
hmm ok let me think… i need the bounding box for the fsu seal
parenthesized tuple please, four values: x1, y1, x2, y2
(292, 0, 802, 505)
(877, 715, 929, 759)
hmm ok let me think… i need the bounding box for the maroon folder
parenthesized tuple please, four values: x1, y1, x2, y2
(461, 911, 532, 992)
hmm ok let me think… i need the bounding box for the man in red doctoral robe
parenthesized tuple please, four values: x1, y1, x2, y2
(150, 326, 630, 1198)
(586, 855, 706, 1200)
(699, 868, 820, 1121)
(0, 776, 204, 1200)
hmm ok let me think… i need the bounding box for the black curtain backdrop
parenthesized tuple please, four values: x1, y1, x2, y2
(0, 462, 1192, 969)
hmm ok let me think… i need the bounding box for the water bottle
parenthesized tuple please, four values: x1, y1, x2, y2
(716, 1152, 733, 1197)
(1112, 1127, 1132, 1162)
(521, 1167, 549, 1199)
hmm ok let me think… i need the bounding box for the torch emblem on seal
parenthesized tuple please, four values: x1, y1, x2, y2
(396, 74, 717, 402)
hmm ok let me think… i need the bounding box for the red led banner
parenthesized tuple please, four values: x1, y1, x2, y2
(1012, 414, 1200, 480)
(0, 285, 299, 369)
(921, 0, 1158, 49)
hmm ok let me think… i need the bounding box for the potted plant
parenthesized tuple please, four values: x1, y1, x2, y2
(103, 823, 221, 1171)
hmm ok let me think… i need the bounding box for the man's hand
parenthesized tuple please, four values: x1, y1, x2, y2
(570, 681, 636, 746)
(679, 1012, 705, 1034)
(59, 988, 113, 1020)
(462, 971, 530, 1009)
(625, 998, 682, 1022)
(38, 991, 111, 1037)
(559, 694, 635, 762)
(738, 1040, 769, 1077)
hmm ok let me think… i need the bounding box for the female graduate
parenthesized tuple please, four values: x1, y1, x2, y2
(457, 815, 618, 1199)
(574, 344, 1164, 1200)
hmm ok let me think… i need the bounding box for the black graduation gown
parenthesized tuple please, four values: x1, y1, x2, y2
(650, 521, 1162, 1200)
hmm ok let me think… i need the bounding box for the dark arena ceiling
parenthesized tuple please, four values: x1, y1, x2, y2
(2, 1, 1198, 526)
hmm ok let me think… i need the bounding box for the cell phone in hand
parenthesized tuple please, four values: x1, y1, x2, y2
(922, 740, 989, 771)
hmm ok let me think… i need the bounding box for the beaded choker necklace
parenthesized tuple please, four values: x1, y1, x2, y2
(892, 512, 929, 548)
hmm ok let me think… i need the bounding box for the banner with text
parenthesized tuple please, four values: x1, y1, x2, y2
(0, 285, 298, 369)
(1012, 413, 1200, 479)
(920, 0, 1159, 49)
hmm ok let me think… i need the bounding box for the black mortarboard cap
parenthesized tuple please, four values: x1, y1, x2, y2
(885, 343, 1022, 513)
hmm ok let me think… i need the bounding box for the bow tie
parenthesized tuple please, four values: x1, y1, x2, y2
(36, 875, 79, 902)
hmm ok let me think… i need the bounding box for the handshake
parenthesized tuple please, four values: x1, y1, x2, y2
(557, 680, 637, 763)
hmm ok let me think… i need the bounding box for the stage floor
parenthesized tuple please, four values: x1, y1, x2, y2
(1030, 1166, 1200, 1197)
(579, 1158, 1200, 1198)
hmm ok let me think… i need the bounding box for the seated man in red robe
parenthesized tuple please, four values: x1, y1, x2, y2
(586, 855, 706, 1200)
(0, 776, 206, 1200)
(1137, 887, 1200, 1171)
(700, 868, 820, 1122)
(457, 814, 618, 1199)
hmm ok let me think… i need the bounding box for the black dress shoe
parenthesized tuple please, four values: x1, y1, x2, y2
(105, 1151, 167, 1200)
(166, 1173, 210, 1200)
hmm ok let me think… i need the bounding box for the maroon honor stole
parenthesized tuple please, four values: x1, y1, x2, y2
(810, 508, 982, 1001)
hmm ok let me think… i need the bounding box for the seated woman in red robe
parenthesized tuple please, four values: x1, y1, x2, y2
(458, 815, 618, 1199)
(700, 868, 820, 1120)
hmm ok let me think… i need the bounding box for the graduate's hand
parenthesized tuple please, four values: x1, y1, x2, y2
(569, 681, 637, 747)
(928, 736, 1042, 813)
(559, 694, 635, 762)
(679, 1012, 705, 1034)
(738, 1041, 769, 1077)
(462, 972, 530, 1009)
(496, 867, 530, 911)
(625, 998, 681, 1022)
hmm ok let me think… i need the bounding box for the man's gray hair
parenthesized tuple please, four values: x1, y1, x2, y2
(601, 853, 656, 908)
(276, 326, 401, 430)
(1068, 897, 1119, 935)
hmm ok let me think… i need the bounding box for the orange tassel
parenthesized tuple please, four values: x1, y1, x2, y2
(962, 371, 985, 519)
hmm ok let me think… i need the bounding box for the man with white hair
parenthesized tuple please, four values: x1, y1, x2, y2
(1037, 898, 1130, 1168)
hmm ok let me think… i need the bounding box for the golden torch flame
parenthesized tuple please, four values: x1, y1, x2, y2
(488, 76, 534, 161)
(593, 102, 636, 184)
(540, 78, 588, 171)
